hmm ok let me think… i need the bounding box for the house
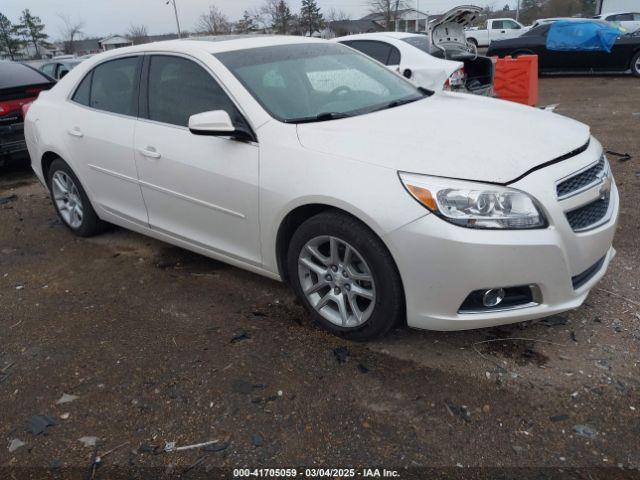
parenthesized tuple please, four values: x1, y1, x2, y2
(99, 35, 133, 50)
(66, 38, 102, 56)
(361, 8, 432, 32)
(596, 0, 640, 14)
(324, 20, 385, 38)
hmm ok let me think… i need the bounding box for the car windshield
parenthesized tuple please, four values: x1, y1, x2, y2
(400, 35, 431, 53)
(215, 43, 427, 123)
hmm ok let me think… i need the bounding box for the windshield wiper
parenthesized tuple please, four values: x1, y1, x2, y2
(365, 89, 432, 115)
(285, 112, 352, 124)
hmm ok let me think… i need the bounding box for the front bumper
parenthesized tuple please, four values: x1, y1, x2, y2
(386, 140, 619, 331)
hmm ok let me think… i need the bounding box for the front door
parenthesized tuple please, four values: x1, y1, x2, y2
(134, 54, 261, 265)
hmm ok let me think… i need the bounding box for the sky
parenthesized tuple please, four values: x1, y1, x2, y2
(1, 0, 511, 38)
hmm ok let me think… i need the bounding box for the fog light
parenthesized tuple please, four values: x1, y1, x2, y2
(483, 288, 506, 307)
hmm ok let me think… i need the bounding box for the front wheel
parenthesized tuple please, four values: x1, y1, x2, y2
(631, 51, 640, 77)
(287, 211, 404, 341)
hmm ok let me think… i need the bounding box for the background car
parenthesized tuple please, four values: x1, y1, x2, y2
(426, 6, 495, 95)
(1, 61, 55, 168)
(487, 21, 640, 76)
(594, 12, 640, 31)
(40, 59, 83, 80)
(335, 31, 493, 95)
(465, 17, 529, 47)
(333, 33, 466, 93)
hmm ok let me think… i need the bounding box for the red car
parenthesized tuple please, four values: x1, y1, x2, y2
(1, 61, 55, 167)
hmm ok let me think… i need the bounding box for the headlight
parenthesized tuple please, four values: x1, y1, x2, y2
(399, 172, 547, 229)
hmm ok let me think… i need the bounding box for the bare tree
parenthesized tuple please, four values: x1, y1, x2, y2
(368, 0, 407, 30)
(127, 24, 149, 45)
(196, 5, 232, 35)
(326, 8, 351, 23)
(58, 13, 84, 54)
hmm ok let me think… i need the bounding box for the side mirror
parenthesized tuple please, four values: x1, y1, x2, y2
(188, 110, 255, 141)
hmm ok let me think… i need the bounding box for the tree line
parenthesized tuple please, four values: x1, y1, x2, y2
(0, 9, 48, 60)
(195, 0, 332, 36)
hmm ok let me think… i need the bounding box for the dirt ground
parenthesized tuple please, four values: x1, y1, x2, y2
(1, 77, 639, 479)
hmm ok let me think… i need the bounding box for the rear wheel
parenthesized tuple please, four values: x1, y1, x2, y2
(287, 211, 404, 341)
(47, 158, 106, 237)
(467, 38, 478, 48)
(631, 51, 640, 77)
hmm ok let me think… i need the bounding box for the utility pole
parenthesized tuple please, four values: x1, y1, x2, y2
(166, 0, 182, 38)
(516, 0, 520, 21)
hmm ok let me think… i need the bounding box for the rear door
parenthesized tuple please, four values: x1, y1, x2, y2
(133, 54, 261, 264)
(62, 56, 149, 225)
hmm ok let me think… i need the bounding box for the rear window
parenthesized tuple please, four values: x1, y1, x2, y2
(401, 36, 431, 53)
(0, 61, 53, 90)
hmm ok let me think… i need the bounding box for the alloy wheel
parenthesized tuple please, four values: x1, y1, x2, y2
(51, 171, 84, 229)
(297, 235, 376, 328)
(635, 56, 640, 74)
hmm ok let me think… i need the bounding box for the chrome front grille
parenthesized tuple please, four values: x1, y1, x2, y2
(566, 196, 610, 232)
(556, 156, 606, 199)
(556, 154, 613, 232)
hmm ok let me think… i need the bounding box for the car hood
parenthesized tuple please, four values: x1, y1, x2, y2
(296, 93, 590, 184)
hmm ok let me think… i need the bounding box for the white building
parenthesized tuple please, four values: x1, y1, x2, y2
(99, 35, 134, 51)
(360, 8, 432, 33)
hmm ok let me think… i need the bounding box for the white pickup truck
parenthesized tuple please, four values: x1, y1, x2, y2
(465, 18, 529, 47)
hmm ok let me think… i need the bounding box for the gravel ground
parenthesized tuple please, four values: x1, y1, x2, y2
(1, 77, 639, 479)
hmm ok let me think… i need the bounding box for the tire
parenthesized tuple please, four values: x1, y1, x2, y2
(631, 51, 640, 77)
(467, 38, 478, 48)
(287, 211, 404, 341)
(46, 158, 107, 237)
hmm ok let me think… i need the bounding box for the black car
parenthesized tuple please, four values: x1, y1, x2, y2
(1, 61, 56, 167)
(486, 23, 640, 76)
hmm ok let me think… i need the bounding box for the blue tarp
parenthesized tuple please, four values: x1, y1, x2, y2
(547, 20, 622, 53)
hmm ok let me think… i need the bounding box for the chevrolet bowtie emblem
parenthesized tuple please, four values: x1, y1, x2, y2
(599, 174, 612, 199)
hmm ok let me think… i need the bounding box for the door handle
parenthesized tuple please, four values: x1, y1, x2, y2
(140, 147, 161, 159)
(67, 127, 83, 138)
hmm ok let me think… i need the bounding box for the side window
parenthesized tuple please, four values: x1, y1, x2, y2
(344, 41, 393, 65)
(41, 64, 56, 77)
(89, 57, 139, 116)
(504, 20, 521, 29)
(492, 20, 504, 29)
(634, 13, 640, 20)
(72, 71, 92, 106)
(147, 55, 240, 128)
(387, 46, 401, 66)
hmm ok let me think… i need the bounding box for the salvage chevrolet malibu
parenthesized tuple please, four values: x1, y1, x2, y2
(24, 36, 619, 340)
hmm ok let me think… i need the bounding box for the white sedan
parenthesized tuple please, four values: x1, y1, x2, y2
(24, 36, 618, 339)
(333, 32, 493, 95)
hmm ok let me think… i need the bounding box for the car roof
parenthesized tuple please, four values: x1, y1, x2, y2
(598, 11, 640, 16)
(336, 32, 418, 41)
(0, 60, 54, 90)
(90, 35, 327, 60)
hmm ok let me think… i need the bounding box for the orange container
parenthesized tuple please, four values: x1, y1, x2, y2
(492, 55, 539, 106)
